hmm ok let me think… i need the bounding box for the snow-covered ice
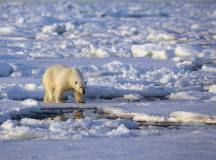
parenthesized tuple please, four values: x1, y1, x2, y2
(0, 63, 13, 77)
(0, 0, 216, 159)
(21, 99, 39, 106)
(175, 44, 203, 57)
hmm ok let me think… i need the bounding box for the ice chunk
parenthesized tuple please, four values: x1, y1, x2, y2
(147, 30, 177, 41)
(1, 120, 17, 130)
(42, 22, 75, 35)
(133, 113, 165, 122)
(119, 26, 138, 36)
(103, 60, 123, 71)
(209, 96, 216, 101)
(0, 120, 43, 140)
(208, 85, 216, 93)
(131, 44, 174, 59)
(42, 23, 66, 35)
(106, 124, 130, 137)
(89, 45, 110, 58)
(0, 26, 17, 34)
(175, 44, 203, 57)
(151, 50, 173, 60)
(131, 44, 151, 57)
(168, 92, 199, 100)
(101, 107, 165, 122)
(169, 111, 216, 123)
(0, 63, 13, 77)
(21, 99, 39, 107)
(35, 33, 50, 40)
(191, 23, 200, 30)
(202, 64, 216, 72)
(123, 94, 141, 102)
(23, 83, 37, 91)
(4, 85, 43, 100)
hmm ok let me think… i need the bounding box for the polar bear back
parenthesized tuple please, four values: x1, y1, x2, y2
(43, 64, 69, 88)
(42, 64, 85, 91)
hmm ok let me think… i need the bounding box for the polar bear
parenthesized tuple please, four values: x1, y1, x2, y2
(42, 64, 86, 103)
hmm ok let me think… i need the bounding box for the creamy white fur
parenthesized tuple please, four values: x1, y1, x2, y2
(42, 65, 85, 103)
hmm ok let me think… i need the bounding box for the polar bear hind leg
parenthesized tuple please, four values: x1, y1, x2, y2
(44, 86, 54, 103)
(43, 91, 49, 102)
(54, 87, 64, 103)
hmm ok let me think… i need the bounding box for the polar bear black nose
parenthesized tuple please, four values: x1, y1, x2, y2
(80, 87, 85, 94)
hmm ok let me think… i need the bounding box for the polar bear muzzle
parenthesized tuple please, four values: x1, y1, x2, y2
(80, 87, 85, 95)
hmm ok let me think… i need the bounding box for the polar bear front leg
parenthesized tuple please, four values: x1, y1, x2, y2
(74, 91, 84, 103)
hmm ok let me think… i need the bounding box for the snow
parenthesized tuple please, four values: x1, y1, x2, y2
(0, 117, 136, 140)
(0, 0, 216, 159)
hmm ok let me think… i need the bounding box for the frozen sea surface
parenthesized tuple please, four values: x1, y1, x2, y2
(0, 0, 216, 59)
(0, 0, 216, 159)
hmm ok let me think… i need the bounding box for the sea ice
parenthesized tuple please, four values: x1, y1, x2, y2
(0, 63, 13, 77)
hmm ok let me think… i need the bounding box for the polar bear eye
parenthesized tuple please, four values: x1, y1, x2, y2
(75, 81, 78, 85)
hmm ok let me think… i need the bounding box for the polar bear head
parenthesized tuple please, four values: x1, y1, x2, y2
(70, 68, 86, 95)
